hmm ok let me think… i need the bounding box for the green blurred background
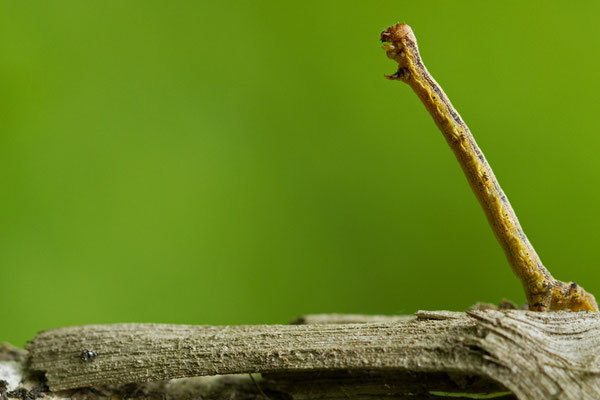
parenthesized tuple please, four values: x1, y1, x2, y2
(3, 1, 600, 346)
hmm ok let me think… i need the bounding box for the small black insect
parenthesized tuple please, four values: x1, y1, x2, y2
(80, 350, 97, 363)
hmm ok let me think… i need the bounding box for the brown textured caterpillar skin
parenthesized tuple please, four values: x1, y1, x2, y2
(381, 23, 597, 312)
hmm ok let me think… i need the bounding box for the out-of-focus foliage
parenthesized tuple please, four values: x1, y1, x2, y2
(2, 1, 600, 345)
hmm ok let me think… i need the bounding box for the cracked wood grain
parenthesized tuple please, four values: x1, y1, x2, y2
(26, 310, 600, 399)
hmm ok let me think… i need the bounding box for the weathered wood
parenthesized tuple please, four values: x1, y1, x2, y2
(26, 310, 600, 399)
(289, 313, 413, 325)
(264, 370, 512, 399)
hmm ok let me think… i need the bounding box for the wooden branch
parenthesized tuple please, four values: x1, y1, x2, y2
(26, 310, 600, 399)
(289, 313, 412, 325)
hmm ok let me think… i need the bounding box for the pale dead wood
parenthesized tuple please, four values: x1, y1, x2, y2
(25, 310, 600, 399)
(290, 313, 412, 325)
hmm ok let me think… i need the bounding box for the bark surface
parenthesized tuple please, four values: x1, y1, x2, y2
(22, 310, 600, 399)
